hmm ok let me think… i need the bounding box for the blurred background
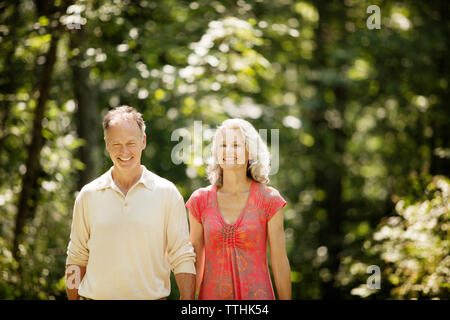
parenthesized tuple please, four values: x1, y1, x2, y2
(0, 0, 449, 299)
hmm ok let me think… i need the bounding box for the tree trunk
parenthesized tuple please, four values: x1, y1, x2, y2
(311, 1, 347, 299)
(0, 2, 20, 143)
(13, 0, 72, 259)
(70, 28, 102, 189)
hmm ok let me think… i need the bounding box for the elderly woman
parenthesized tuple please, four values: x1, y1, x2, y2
(186, 118, 291, 300)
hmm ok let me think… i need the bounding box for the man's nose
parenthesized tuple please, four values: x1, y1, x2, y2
(120, 145, 130, 154)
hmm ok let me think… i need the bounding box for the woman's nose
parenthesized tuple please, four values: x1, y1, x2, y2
(225, 145, 236, 155)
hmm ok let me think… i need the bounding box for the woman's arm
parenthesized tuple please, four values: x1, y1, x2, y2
(268, 209, 292, 300)
(189, 213, 205, 295)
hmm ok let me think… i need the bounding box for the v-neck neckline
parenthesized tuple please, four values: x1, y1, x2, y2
(213, 180, 255, 226)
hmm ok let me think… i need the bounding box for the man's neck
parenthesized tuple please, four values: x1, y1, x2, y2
(112, 165, 143, 191)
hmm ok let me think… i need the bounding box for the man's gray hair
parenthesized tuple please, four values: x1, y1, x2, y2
(103, 105, 146, 136)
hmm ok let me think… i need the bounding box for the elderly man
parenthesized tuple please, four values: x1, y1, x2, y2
(65, 106, 196, 300)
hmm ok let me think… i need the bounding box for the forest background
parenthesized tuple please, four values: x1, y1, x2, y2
(0, 0, 448, 299)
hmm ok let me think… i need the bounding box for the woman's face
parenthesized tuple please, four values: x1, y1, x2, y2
(215, 127, 249, 170)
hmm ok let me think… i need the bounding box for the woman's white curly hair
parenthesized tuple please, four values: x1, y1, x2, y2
(207, 118, 271, 187)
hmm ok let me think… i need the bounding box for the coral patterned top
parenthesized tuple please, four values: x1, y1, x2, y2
(186, 180, 287, 300)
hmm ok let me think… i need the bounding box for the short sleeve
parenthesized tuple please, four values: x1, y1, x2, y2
(185, 189, 204, 224)
(265, 187, 287, 221)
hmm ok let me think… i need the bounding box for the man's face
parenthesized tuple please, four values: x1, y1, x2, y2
(105, 118, 146, 172)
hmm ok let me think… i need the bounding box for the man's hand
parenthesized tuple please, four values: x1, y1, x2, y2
(65, 264, 86, 300)
(174, 272, 196, 300)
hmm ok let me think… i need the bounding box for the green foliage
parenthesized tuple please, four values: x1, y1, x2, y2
(0, 101, 79, 299)
(0, 238, 19, 299)
(344, 176, 449, 299)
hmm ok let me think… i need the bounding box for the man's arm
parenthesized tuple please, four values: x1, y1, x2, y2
(174, 272, 196, 300)
(65, 264, 86, 300)
(66, 191, 90, 300)
(166, 188, 197, 299)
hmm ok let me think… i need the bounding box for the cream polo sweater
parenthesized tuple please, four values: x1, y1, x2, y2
(66, 166, 196, 299)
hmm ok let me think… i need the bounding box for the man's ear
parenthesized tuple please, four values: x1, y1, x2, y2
(142, 134, 147, 149)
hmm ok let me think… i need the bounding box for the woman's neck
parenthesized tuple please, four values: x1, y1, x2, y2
(220, 168, 252, 195)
